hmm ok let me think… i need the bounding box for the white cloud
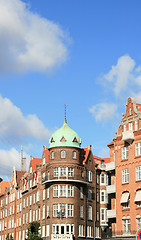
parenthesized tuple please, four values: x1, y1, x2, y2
(0, 95, 51, 142)
(0, 148, 30, 176)
(103, 55, 135, 96)
(89, 103, 117, 122)
(131, 91, 141, 103)
(0, 0, 69, 74)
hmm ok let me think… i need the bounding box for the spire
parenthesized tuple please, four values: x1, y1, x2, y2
(64, 104, 68, 123)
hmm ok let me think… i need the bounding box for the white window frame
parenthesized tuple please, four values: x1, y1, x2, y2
(136, 143, 141, 156)
(80, 205, 83, 218)
(122, 147, 128, 160)
(122, 169, 129, 184)
(135, 120, 138, 131)
(136, 166, 141, 181)
(88, 205, 92, 220)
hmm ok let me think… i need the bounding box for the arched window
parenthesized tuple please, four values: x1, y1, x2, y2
(61, 150, 66, 159)
(51, 151, 55, 159)
(72, 151, 76, 159)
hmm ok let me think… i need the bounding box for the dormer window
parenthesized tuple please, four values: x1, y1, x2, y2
(50, 137, 55, 143)
(73, 137, 78, 143)
(72, 151, 76, 159)
(61, 150, 66, 159)
(60, 136, 66, 142)
(51, 151, 55, 159)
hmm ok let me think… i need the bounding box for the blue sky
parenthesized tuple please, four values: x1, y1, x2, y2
(0, 0, 141, 179)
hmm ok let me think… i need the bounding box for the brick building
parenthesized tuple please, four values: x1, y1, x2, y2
(0, 119, 100, 240)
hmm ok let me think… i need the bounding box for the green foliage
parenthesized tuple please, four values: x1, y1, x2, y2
(27, 221, 43, 240)
(6, 234, 13, 240)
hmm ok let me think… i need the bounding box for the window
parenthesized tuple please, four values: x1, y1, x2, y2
(42, 205, 45, 219)
(60, 167, 66, 176)
(135, 120, 138, 131)
(29, 210, 32, 223)
(122, 147, 128, 160)
(42, 226, 45, 237)
(68, 186, 73, 197)
(88, 171, 92, 182)
(87, 226, 92, 237)
(26, 197, 28, 207)
(129, 122, 133, 131)
(43, 189, 45, 200)
(80, 187, 83, 199)
(129, 108, 131, 115)
(136, 143, 141, 156)
(124, 124, 126, 132)
(101, 208, 107, 221)
(88, 205, 92, 220)
(79, 225, 84, 237)
(51, 151, 55, 159)
(30, 196, 32, 206)
(36, 191, 40, 202)
(43, 172, 45, 180)
(60, 185, 66, 197)
(100, 174, 105, 184)
(80, 205, 83, 218)
(61, 150, 66, 158)
(46, 225, 49, 237)
(72, 151, 76, 159)
(30, 167, 32, 173)
(122, 217, 130, 234)
(88, 189, 92, 200)
(101, 191, 105, 202)
(68, 167, 73, 177)
(53, 205, 58, 217)
(54, 168, 58, 177)
(97, 192, 99, 202)
(68, 204, 73, 217)
(53, 186, 58, 197)
(122, 169, 129, 183)
(47, 188, 49, 198)
(136, 216, 141, 230)
(47, 206, 49, 218)
(136, 166, 141, 181)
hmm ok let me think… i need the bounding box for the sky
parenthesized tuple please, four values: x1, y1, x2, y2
(0, 0, 141, 180)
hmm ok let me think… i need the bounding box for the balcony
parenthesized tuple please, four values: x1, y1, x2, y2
(106, 162, 115, 171)
(42, 175, 88, 185)
(107, 209, 116, 219)
(106, 184, 116, 194)
(51, 234, 73, 240)
(122, 130, 134, 143)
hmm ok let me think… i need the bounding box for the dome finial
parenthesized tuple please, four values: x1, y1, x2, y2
(64, 104, 68, 123)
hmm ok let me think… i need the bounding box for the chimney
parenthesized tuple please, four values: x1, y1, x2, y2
(87, 145, 92, 150)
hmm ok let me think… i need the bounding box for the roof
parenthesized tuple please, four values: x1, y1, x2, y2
(0, 181, 11, 195)
(49, 120, 81, 149)
(43, 147, 50, 163)
(107, 141, 114, 147)
(136, 103, 141, 112)
(103, 158, 111, 163)
(31, 158, 42, 171)
(16, 171, 26, 187)
(81, 148, 90, 163)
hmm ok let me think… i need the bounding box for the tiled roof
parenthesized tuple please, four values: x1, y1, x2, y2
(0, 181, 11, 195)
(103, 158, 111, 163)
(16, 171, 26, 187)
(31, 158, 42, 171)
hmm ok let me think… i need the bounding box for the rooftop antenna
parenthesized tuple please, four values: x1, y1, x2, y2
(65, 104, 68, 123)
(21, 145, 23, 170)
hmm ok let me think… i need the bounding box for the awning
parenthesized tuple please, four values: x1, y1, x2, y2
(135, 190, 141, 202)
(120, 192, 129, 204)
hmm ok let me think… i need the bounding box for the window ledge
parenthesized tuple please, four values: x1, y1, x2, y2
(121, 159, 128, 162)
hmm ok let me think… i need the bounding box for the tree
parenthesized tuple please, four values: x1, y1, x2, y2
(6, 234, 13, 240)
(27, 221, 43, 240)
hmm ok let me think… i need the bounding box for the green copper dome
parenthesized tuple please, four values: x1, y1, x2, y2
(49, 120, 81, 149)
